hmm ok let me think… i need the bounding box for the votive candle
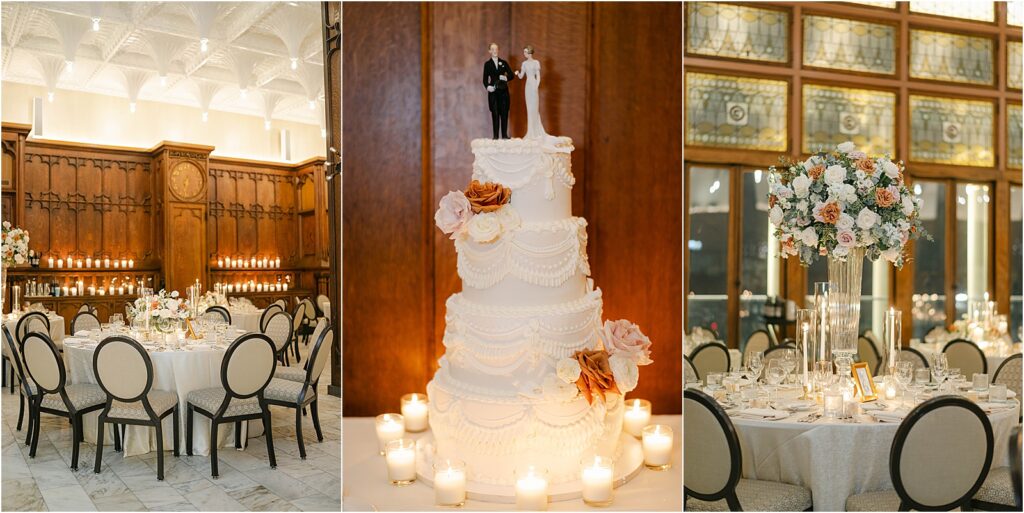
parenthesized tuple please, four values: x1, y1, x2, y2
(113, 260, 119, 268)
(375, 413, 405, 455)
(433, 458, 467, 507)
(401, 393, 429, 432)
(623, 398, 652, 438)
(48, 257, 54, 267)
(85, 257, 92, 268)
(275, 257, 280, 268)
(128, 259, 134, 269)
(580, 455, 614, 506)
(384, 439, 417, 485)
(120, 259, 127, 268)
(56, 258, 63, 268)
(76, 259, 83, 268)
(104, 257, 110, 268)
(641, 424, 673, 470)
(515, 466, 549, 511)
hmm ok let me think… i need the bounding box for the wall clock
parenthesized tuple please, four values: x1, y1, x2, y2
(169, 161, 205, 200)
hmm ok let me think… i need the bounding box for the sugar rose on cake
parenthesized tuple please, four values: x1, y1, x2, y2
(554, 319, 653, 402)
(434, 180, 519, 242)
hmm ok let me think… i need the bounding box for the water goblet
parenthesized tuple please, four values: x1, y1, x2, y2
(765, 359, 787, 400)
(781, 349, 798, 383)
(972, 373, 989, 398)
(931, 354, 948, 389)
(110, 313, 124, 328)
(746, 351, 764, 388)
(895, 361, 914, 402)
(705, 372, 723, 391)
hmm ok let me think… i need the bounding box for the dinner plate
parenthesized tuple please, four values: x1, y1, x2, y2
(734, 408, 790, 421)
(781, 400, 815, 411)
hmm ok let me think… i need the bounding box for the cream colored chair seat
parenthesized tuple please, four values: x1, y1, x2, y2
(273, 366, 306, 382)
(186, 388, 263, 416)
(972, 466, 1015, 508)
(40, 383, 105, 411)
(263, 378, 314, 404)
(686, 479, 812, 511)
(846, 490, 901, 511)
(106, 390, 179, 420)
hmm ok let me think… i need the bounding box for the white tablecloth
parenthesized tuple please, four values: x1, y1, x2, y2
(3, 312, 66, 342)
(910, 341, 1012, 374)
(63, 332, 263, 457)
(730, 397, 1020, 511)
(228, 308, 261, 333)
(342, 415, 682, 511)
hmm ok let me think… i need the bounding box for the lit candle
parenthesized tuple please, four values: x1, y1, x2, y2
(62, 286, 70, 296)
(217, 258, 224, 268)
(118, 286, 124, 295)
(104, 257, 110, 268)
(274, 257, 280, 268)
(515, 466, 549, 510)
(78, 281, 84, 296)
(384, 439, 417, 485)
(641, 424, 673, 470)
(433, 458, 466, 507)
(85, 257, 92, 268)
(250, 257, 257, 268)
(127, 284, 134, 295)
(375, 413, 405, 455)
(262, 257, 269, 268)
(76, 259, 83, 268)
(128, 259, 134, 269)
(622, 398, 651, 438)
(802, 322, 810, 386)
(120, 259, 127, 268)
(824, 389, 843, 418)
(88, 286, 95, 296)
(48, 256, 54, 267)
(99, 288, 105, 296)
(400, 393, 429, 432)
(113, 260, 119, 268)
(56, 258, 63, 268)
(283, 283, 288, 291)
(580, 455, 614, 506)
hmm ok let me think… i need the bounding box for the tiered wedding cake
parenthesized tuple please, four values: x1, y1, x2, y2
(428, 136, 653, 492)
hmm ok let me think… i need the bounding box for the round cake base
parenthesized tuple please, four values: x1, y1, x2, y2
(414, 432, 644, 503)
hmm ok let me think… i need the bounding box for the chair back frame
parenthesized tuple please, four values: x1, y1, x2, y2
(3, 326, 33, 399)
(992, 353, 1022, 392)
(20, 332, 77, 414)
(92, 336, 165, 424)
(690, 342, 731, 376)
(684, 389, 744, 509)
(71, 311, 101, 335)
(259, 304, 284, 331)
(16, 312, 50, 344)
(942, 338, 988, 374)
(900, 346, 931, 369)
(262, 311, 294, 359)
(305, 321, 333, 388)
(684, 354, 700, 382)
(214, 333, 277, 420)
(204, 306, 232, 324)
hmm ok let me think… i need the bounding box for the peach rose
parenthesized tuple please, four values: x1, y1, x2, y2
(855, 157, 876, 174)
(819, 202, 841, 224)
(769, 194, 777, 209)
(875, 187, 896, 208)
(464, 180, 511, 213)
(602, 319, 653, 365)
(573, 350, 619, 405)
(807, 164, 826, 180)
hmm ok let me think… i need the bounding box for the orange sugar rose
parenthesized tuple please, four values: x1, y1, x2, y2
(819, 202, 841, 224)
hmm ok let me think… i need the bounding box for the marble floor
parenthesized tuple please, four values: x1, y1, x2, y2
(1, 342, 341, 512)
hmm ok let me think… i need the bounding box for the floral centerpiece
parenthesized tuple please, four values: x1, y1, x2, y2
(129, 289, 189, 333)
(197, 290, 228, 312)
(548, 320, 653, 404)
(435, 180, 520, 243)
(1, 222, 29, 268)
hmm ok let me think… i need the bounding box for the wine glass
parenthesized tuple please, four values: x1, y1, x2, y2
(781, 349, 798, 384)
(895, 361, 914, 401)
(746, 351, 764, 387)
(931, 354, 948, 390)
(765, 360, 787, 400)
(109, 313, 124, 329)
(813, 360, 834, 392)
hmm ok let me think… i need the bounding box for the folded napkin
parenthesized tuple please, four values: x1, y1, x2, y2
(976, 401, 1016, 413)
(870, 409, 909, 423)
(188, 344, 213, 351)
(736, 408, 788, 420)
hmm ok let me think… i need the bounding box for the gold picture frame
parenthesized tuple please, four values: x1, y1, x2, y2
(851, 362, 878, 402)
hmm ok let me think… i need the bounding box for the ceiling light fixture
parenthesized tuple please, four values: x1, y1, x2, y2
(47, 92, 54, 103)
(160, 76, 167, 87)
(202, 111, 209, 122)
(264, 120, 271, 130)
(290, 58, 299, 70)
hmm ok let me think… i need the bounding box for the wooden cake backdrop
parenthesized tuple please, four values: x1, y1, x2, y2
(1, 123, 331, 325)
(343, 2, 683, 415)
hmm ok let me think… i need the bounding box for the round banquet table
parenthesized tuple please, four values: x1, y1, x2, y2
(63, 330, 263, 457)
(3, 312, 66, 342)
(228, 308, 261, 333)
(910, 340, 1016, 374)
(724, 388, 1020, 511)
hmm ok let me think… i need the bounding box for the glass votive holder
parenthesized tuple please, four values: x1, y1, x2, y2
(384, 439, 417, 485)
(514, 465, 549, 511)
(622, 399, 651, 438)
(579, 455, 614, 507)
(433, 458, 466, 507)
(641, 424, 673, 471)
(915, 368, 931, 386)
(972, 373, 989, 395)
(375, 413, 405, 455)
(823, 389, 843, 418)
(990, 384, 1008, 403)
(401, 393, 429, 432)
(705, 372, 723, 390)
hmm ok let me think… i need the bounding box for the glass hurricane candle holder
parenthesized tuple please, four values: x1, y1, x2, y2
(401, 393, 429, 432)
(384, 439, 417, 485)
(579, 455, 614, 506)
(433, 458, 466, 507)
(622, 398, 651, 438)
(641, 424, 673, 470)
(375, 413, 405, 455)
(514, 465, 549, 511)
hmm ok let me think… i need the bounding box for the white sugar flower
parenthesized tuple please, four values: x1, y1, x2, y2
(556, 357, 582, 383)
(467, 212, 502, 243)
(856, 208, 878, 230)
(542, 374, 579, 402)
(824, 165, 847, 186)
(496, 205, 521, 232)
(609, 353, 639, 394)
(833, 245, 850, 258)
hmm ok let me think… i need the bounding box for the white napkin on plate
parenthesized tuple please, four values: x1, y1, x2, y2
(736, 408, 788, 420)
(870, 409, 909, 422)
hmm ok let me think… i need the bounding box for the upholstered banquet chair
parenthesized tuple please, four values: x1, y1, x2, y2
(92, 336, 180, 480)
(259, 303, 284, 332)
(743, 330, 770, 367)
(316, 294, 331, 320)
(185, 332, 277, 478)
(992, 353, 1022, 401)
(71, 311, 101, 335)
(943, 339, 988, 377)
(262, 311, 294, 365)
(273, 299, 287, 310)
(290, 302, 308, 363)
(77, 303, 98, 315)
(684, 355, 700, 384)
(684, 389, 813, 511)
(298, 298, 318, 342)
(691, 342, 731, 379)
(20, 331, 105, 470)
(264, 321, 333, 459)
(858, 336, 882, 374)
(971, 425, 1021, 510)
(274, 319, 327, 383)
(846, 396, 993, 511)
(16, 312, 52, 349)
(898, 347, 930, 370)
(202, 306, 232, 325)
(3, 326, 34, 437)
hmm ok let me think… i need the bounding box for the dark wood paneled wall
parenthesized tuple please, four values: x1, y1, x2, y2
(343, 2, 683, 416)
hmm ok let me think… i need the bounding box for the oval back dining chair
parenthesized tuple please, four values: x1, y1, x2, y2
(1014, 427, 1022, 509)
(78, 303, 98, 315)
(265, 321, 334, 459)
(273, 299, 287, 310)
(316, 294, 331, 320)
(92, 336, 180, 480)
(16, 312, 50, 345)
(185, 333, 277, 478)
(20, 331, 105, 470)
(690, 342, 730, 379)
(992, 353, 1022, 401)
(71, 311, 101, 335)
(857, 336, 881, 374)
(898, 347, 930, 370)
(290, 301, 307, 363)
(971, 423, 1022, 509)
(202, 306, 231, 325)
(943, 339, 988, 377)
(684, 355, 700, 383)
(3, 325, 34, 437)
(743, 330, 770, 368)
(684, 389, 812, 511)
(259, 304, 284, 332)
(262, 310, 294, 365)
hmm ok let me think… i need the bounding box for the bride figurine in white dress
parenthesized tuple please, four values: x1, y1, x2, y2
(514, 45, 547, 140)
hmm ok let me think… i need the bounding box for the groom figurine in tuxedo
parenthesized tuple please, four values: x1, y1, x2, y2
(483, 43, 515, 139)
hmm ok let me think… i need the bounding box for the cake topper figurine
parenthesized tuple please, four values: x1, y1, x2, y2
(515, 45, 546, 140)
(483, 42, 515, 139)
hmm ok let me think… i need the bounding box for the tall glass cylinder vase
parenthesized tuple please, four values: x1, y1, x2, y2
(881, 308, 901, 376)
(812, 282, 832, 362)
(827, 247, 864, 359)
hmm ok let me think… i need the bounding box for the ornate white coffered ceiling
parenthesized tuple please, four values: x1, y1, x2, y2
(1, 1, 325, 126)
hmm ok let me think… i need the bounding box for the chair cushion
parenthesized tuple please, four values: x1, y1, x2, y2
(106, 390, 178, 420)
(686, 479, 813, 511)
(39, 383, 105, 411)
(263, 378, 313, 405)
(273, 366, 306, 383)
(973, 466, 1015, 506)
(846, 490, 901, 511)
(186, 387, 264, 417)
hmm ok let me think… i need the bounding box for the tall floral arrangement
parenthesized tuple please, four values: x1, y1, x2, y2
(129, 289, 189, 328)
(1, 222, 29, 268)
(767, 141, 928, 267)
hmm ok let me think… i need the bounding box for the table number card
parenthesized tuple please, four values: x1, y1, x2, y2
(851, 362, 878, 402)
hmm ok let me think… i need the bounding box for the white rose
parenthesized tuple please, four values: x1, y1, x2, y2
(803, 155, 822, 170)
(800, 227, 818, 247)
(467, 212, 502, 243)
(902, 195, 915, 216)
(769, 205, 784, 226)
(828, 183, 857, 204)
(824, 165, 847, 186)
(832, 245, 850, 258)
(837, 141, 856, 154)
(496, 205, 521, 232)
(881, 159, 899, 179)
(856, 208, 878, 230)
(792, 175, 811, 198)
(556, 357, 582, 383)
(796, 200, 808, 212)
(609, 353, 639, 394)
(836, 213, 855, 231)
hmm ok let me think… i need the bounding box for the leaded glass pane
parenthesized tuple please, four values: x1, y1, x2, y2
(1010, 1, 1024, 26)
(803, 15, 896, 74)
(685, 2, 789, 63)
(909, 95, 994, 167)
(1009, 104, 1023, 169)
(1008, 41, 1022, 89)
(910, 29, 994, 85)
(910, 1, 995, 22)
(802, 84, 896, 156)
(686, 72, 788, 151)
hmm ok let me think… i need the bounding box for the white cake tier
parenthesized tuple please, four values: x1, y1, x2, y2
(441, 288, 603, 395)
(457, 217, 590, 307)
(471, 138, 574, 224)
(427, 368, 624, 486)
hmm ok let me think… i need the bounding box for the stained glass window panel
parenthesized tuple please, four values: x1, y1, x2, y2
(910, 29, 994, 85)
(686, 72, 788, 151)
(1009, 104, 1023, 169)
(685, 2, 789, 63)
(1010, 1, 1024, 26)
(909, 95, 994, 167)
(1008, 41, 1022, 89)
(802, 84, 896, 156)
(910, 1, 995, 22)
(803, 15, 896, 74)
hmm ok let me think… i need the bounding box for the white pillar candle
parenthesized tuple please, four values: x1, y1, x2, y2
(283, 283, 288, 291)
(401, 393, 429, 432)
(384, 439, 417, 485)
(515, 466, 549, 511)
(275, 257, 280, 268)
(85, 257, 92, 268)
(217, 258, 224, 268)
(127, 284, 134, 295)
(88, 286, 95, 296)
(580, 456, 614, 506)
(48, 257, 54, 268)
(641, 424, 673, 470)
(375, 413, 405, 455)
(433, 458, 467, 506)
(622, 398, 651, 438)
(56, 258, 63, 268)
(113, 260, 119, 268)
(128, 259, 134, 269)
(120, 259, 127, 268)
(104, 257, 110, 268)
(62, 286, 70, 296)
